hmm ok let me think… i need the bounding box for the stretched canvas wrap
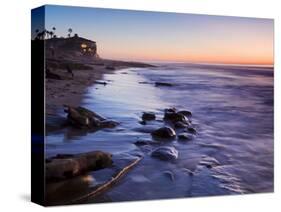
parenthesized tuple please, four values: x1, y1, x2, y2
(31, 5, 274, 206)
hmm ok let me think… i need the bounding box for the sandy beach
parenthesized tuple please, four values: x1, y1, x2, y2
(46, 58, 154, 116)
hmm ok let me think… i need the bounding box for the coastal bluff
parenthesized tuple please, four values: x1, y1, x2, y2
(45, 35, 98, 60)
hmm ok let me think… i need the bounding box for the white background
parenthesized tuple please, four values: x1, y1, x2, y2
(0, 0, 279, 211)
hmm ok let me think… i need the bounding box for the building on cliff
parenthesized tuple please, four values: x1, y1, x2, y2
(45, 35, 98, 60)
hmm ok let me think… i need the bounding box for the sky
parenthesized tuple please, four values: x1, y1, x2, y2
(33, 5, 274, 65)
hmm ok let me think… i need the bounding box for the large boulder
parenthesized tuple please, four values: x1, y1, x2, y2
(151, 127, 176, 139)
(46, 151, 113, 181)
(64, 105, 118, 129)
(151, 146, 178, 161)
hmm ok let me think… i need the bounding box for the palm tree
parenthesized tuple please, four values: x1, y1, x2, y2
(49, 31, 54, 38)
(52, 27, 56, 37)
(68, 28, 73, 37)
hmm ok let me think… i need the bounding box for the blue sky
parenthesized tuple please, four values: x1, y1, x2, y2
(32, 5, 274, 64)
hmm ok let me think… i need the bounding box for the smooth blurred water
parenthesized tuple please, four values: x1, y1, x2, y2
(46, 63, 273, 202)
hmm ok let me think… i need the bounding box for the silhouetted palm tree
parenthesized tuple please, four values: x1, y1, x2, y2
(68, 28, 73, 37)
(37, 31, 44, 40)
(49, 31, 54, 38)
(52, 27, 56, 37)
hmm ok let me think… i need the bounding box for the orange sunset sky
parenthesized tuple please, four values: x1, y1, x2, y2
(42, 6, 274, 65)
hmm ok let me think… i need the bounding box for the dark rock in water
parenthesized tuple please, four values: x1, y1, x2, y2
(138, 81, 152, 84)
(155, 82, 173, 87)
(151, 127, 176, 139)
(174, 121, 189, 129)
(134, 140, 151, 146)
(46, 151, 113, 181)
(74, 106, 106, 121)
(139, 120, 147, 125)
(142, 112, 156, 121)
(64, 105, 118, 130)
(177, 110, 192, 117)
(105, 66, 115, 70)
(164, 111, 189, 124)
(95, 80, 107, 85)
(178, 133, 194, 141)
(151, 146, 178, 161)
(100, 120, 119, 128)
(164, 108, 177, 113)
(187, 127, 197, 134)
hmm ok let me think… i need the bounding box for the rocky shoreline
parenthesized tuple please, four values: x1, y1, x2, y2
(44, 36, 200, 205)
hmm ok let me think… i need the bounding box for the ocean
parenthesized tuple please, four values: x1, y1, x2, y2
(46, 63, 273, 202)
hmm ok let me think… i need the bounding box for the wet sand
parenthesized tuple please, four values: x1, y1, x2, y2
(46, 58, 154, 116)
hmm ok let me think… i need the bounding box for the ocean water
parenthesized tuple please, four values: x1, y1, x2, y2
(46, 63, 273, 203)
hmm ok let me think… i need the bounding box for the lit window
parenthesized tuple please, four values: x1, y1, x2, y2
(81, 43, 87, 48)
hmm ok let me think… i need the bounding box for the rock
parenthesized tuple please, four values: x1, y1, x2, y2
(178, 133, 193, 141)
(164, 108, 177, 113)
(134, 140, 151, 146)
(46, 151, 113, 181)
(155, 82, 173, 87)
(187, 127, 197, 134)
(46, 67, 74, 80)
(75, 106, 106, 121)
(164, 111, 189, 124)
(46, 68, 62, 80)
(174, 121, 189, 129)
(95, 80, 107, 85)
(64, 105, 118, 129)
(100, 120, 119, 128)
(151, 127, 176, 139)
(177, 110, 192, 117)
(139, 120, 146, 125)
(105, 66, 115, 70)
(66, 106, 97, 128)
(138, 81, 151, 84)
(151, 146, 178, 161)
(142, 112, 156, 121)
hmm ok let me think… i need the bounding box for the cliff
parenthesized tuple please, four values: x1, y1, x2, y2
(45, 35, 98, 60)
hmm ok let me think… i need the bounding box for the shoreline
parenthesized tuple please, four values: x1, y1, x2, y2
(46, 58, 154, 116)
